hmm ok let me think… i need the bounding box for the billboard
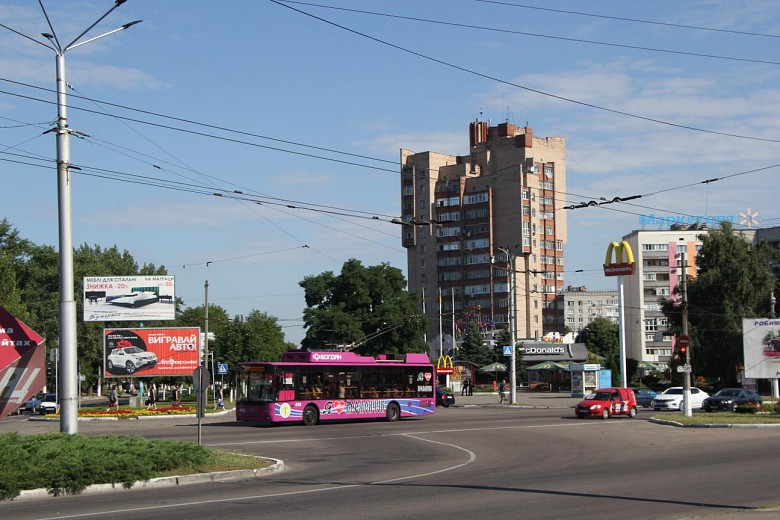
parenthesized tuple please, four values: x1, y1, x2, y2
(104, 327, 200, 378)
(742, 318, 780, 379)
(84, 276, 175, 322)
(0, 306, 47, 420)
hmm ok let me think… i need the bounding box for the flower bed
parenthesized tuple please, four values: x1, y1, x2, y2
(44, 406, 199, 419)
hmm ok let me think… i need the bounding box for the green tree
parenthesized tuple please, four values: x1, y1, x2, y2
(458, 323, 494, 367)
(579, 317, 619, 375)
(0, 219, 30, 319)
(300, 259, 426, 355)
(664, 222, 780, 386)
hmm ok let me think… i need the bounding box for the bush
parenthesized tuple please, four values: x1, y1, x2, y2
(734, 403, 764, 414)
(0, 433, 211, 500)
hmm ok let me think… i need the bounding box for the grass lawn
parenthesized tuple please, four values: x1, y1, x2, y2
(654, 411, 780, 426)
(0, 433, 272, 501)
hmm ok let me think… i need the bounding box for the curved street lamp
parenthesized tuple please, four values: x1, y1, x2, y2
(1, 1, 141, 434)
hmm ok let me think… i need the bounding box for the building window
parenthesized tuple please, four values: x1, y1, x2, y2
(464, 192, 489, 204)
(404, 186, 413, 196)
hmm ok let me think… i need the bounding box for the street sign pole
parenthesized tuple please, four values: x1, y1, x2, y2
(193, 366, 210, 445)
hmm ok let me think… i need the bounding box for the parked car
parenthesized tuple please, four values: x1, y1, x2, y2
(702, 388, 762, 412)
(106, 346, 158, 374)
(631, 387, 657, 408)
(436, 387, 455, 407)
(19, 392, 45, 413)
(38, 393, 59, 415)
(575, 387, 638, 419)
(651, 387, 709, 411)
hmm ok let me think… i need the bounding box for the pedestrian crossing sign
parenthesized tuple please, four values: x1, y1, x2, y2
(503, 346, 512, 357)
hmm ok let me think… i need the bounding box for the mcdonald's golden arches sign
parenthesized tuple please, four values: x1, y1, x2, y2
(603, 240, 635, 276)
(436, 355, 454, 375)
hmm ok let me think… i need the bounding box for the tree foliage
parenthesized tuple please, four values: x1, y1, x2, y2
(664, 222, 780, 386)
(300, 259, 426, 355)
(578, 317, 619, 368)
(0, 219, 295, 392)
(458, 323, 495, 367)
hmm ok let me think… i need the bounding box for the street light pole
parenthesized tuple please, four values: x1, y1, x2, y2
(680, 244, 692, 417)
(2, 2, 141, 433)
(497, 246, 517, 405)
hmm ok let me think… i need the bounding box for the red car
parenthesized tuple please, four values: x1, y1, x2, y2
(575, 387, 638, 419)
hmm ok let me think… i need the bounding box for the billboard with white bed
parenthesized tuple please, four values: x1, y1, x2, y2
(83, 276, 175, 322)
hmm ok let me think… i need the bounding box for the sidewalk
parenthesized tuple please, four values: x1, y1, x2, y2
(453, 390, 580, 409)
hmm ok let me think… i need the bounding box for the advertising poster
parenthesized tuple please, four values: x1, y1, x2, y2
(104, 327, 200, 378)
(83, 276, 176, 322)
(0, 306, 47, 420)
(742, 318, 780, 379)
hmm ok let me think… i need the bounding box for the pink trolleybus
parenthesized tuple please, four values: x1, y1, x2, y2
(236, 350, 435, 426)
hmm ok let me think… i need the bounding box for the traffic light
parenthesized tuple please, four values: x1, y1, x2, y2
(46, 361, 54, 378)
(678, 344, 687, 357)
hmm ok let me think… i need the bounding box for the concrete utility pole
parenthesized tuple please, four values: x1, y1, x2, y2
(0, 2, 141, 434)
(680, 246, 693, 417)
(497, 246, 517, 405)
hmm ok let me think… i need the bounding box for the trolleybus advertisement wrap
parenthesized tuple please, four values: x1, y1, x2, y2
(236, 351, 436, 426)
(743, 318, 780, 379)
(84, 276, 176, 322)
(103, 327, 200, 378)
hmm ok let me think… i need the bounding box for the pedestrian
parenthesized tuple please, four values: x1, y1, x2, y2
(215, 385, 225, 410)
(146, 384, 157, 409)
(468, 379, 473, 396)
(107, 385, 119, 412)
(461, 380, 466, 396)
(171, 384, 180, 407)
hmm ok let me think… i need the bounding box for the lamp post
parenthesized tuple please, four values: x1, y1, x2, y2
(496, 246, 517, 405)
(2, 2, 141, 433)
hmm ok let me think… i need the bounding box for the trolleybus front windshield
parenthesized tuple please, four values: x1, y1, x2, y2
(239, 365, 276, 403)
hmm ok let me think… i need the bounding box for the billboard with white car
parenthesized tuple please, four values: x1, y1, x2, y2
(103, 327, 200, 378)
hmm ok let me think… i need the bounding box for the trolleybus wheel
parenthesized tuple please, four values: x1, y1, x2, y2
(386, 402, 400, 422)
(302, 405, 319, 426)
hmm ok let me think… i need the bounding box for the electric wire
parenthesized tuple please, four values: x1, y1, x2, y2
(278, 1, 780, 66)
(269, 0, 780, 144)
(474, 0, 780, 39)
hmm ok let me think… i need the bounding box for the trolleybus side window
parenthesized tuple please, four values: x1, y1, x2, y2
(299, 370, 325, 400)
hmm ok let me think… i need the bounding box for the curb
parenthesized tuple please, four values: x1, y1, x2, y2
(13, 458, 284, 501)
(648, 417, 780, 428)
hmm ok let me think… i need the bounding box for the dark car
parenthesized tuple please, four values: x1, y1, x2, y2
(631, 387, 657, 408)
(702, 388, 762, 412)
(19, 392, 46, 413)
(436, 387, 455, 407)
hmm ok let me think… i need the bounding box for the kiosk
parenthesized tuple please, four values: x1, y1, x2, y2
(569, 363, 602, 398)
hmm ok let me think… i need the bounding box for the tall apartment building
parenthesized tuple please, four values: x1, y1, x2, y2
(558, 286, 619, 333)
(622, 228, 704, 366)
(400, 121, 567, 347)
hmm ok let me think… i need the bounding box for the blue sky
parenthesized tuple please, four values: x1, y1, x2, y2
(1, 1, 778, 346)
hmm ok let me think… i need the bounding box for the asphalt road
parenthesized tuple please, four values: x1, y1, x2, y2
(2, 399, 779, 520)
